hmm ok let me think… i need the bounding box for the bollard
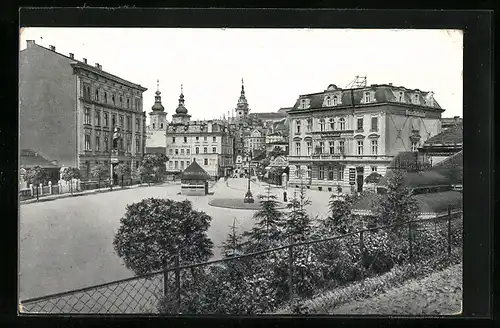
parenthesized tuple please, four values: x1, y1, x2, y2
(29, 184, 33, 197)
(39, 183, 43, 196)
(48, 181, 52, 194)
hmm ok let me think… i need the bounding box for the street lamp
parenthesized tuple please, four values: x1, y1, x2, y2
(243, 150, 254, 203)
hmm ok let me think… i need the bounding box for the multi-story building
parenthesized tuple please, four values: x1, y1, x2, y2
(265, 117, 289, 155)
(19, 40, 148, 181)
(146, 80, 168, 154)
(440, 116, 463, 131)
(287, 83, 444, 193)
(165, 87, 234, 179)
(244, 128, 266, 153)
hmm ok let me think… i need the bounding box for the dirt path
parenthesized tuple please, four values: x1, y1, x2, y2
(332, 264, 462, 315)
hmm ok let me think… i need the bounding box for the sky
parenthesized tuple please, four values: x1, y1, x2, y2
(20, 28, 463, 123)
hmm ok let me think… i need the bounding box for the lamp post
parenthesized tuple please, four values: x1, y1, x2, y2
(244, 151, 254, 203)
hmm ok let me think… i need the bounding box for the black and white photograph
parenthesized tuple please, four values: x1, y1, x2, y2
(18, 27, 464, 316)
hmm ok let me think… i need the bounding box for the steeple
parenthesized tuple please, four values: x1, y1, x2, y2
(151, 79, 165, 112)
(175, 84, 188, 115)
(235, 77, 250, 120)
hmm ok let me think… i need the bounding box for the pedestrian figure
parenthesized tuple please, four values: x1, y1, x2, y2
(283, 190, 288, 202)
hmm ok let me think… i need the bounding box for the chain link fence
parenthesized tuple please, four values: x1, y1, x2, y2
(20, 210, 462, 315)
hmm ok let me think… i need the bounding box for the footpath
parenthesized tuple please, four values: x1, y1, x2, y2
(20, 181, 181, 205)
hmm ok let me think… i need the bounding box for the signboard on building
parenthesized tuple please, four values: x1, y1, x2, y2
(406, 110, 426, 117)
(349, 168, 356, 185)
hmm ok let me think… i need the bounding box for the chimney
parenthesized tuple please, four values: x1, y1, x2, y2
(95, 63, 100, 69)
(83, 58, 87, 64)
(49, 45, 56, 51)
(69, 53, 74, 59)
(388, 83, 393, 86)
(26, 40, 35, 48)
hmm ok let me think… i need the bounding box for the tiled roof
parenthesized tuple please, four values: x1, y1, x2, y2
(431, 150, 463, 185)
(20, 149, 59, 168)
(379, 170, 449, 189)
(424, 124, 463, 146)
(290, 84, 442, 111)
(277, 107, 293, 113)
(352, 191, 462, 216)
(181, 160, 210, 180)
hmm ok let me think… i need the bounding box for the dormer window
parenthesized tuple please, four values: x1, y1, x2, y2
(413, 94, 420, 105)
(300, 98, 309, 109)
(325, 96, 332, 107)
(364, 92, 371, 103)
(397, 91, 405, 102)
(332, 95, 339, 106)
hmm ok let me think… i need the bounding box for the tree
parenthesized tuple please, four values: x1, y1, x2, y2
(321, 193, 362, 235)
(243, 185, 285, 252)
(90, 164, 107, 189)
(221, 218, 244, 258)
(23, 166, 47, 201)
(135, 165, 149, 185)
(61, 167, 81, 195)
(115, 163, 131, 187)
(285, 183, 312, 241)
(365, 172, 383, 184)
(142, 153, 168, 182)
(373, 169, 419, 227)
(113, 198, 214, 275)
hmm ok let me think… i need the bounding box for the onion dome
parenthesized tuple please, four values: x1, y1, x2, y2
(151, 79, 165, 111)
(175, 84, 188, 115)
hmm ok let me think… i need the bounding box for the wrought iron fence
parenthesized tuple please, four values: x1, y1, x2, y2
(20, 209, 463, 315)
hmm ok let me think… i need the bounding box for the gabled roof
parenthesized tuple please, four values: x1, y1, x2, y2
(181, 160, 211, 180)
(424, 124, 463, 146)
(290, 85, 442, 112)
(20, 149, 59, 168)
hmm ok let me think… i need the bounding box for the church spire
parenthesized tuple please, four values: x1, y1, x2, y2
(151, 79, 165, 112)
(175, 83, 188, 115)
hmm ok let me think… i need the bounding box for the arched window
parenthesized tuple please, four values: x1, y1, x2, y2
(332, 95, 338, 106)
(319, 119, 325, 131)
(329, 118, 335, 130)
(339, 117, 346, 130)
(95, 89, 99, 101)
(398, 91, 404, 102)
(364, 92, 371, 103)
(325, 96, 331, 106)
(160, 123, 164, 129)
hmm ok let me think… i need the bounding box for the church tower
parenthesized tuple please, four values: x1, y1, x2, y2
(171, 84, 191, 125)
(235, 78, 250, 121)
(146, 80, 168, 152)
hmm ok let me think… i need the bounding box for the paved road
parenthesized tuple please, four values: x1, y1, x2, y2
(19, 178, 331, 300)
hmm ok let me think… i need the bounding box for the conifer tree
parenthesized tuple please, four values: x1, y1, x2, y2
(285, 184, 312, 241)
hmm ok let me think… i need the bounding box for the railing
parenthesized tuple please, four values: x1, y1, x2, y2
(20, 210, 462, 314)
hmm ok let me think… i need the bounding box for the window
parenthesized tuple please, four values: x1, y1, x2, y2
(127, 138, 131, 152)
(104, 92, 108, 103)
(181, 149, 185, 155)
(181, 161, 185, 170)
(95, 89, 99, 101)
(196, 147, 200, 154)
(357, 117, 364, 131)
(295, 120, 301, 134)
(135, 98, 140, 111)
(364, 92, 371, 103)
(119, 96, 123, 105)
(119, 115, 124, 128)
(339, 117, 346, 130)
(172, 137, 176, 143)
(112, 95, 115, 105)
(371, 166, 377, 172)
(183, 136, 187, 143)
(84, 108, 91, 125)
(329, 141, 335, 154)
(136, 119, 140, 131)
(328, 167, 334, 180)
(174, 161, 178, 169)
(127, 117, 132, 130)
(127, 98, 130, 108)
(332, 95, 338, 106)
(212, 147, 217, 153)
(306, 166, 311, 179)
(95, 135, 100, 151)
(413, 94, 420, 104)
(325, 96, 331, 106)
(85, 134, 91, 150)
(306, 119, 312, 132)
(329, 118, 335, 130)
(104, 112, 109, 127)
(295, 165, 301, 178)
(175, 149, 179, 155)
(295, 142, 301, 155)
(196, 136, 199, 142)
(319, 166, 325, 180)
(306, 141, 312, 155)
(112, 114, 116, 127)
(204, 147, 208, 154)
(213, 136, 217, 142)
(104, 133, 109, 151)
(169, 149, 173, 155)
(83, 84, 91, 100)
(319, 141, 325, 154)
(338, 167, 344, 181)
(169, 161, 173, 169)
(204, 158, 208, 166)
(187, 149, 190, 155)
(371, 117, 378, 131)
(319, 119, 325, 131)
(357, 140, 364, 155)
(411, 141, 418, 152)
(371, 140, 378, 155)
(398, 91, 404, 102)
(204, 136, 207, 142)
(136, 139, 140, 153)
(300, 99, 307, 109)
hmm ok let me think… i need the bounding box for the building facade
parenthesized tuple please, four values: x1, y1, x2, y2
(287, 83, 444, 193)
(165, 87, 234, 179)
(20, 40, 147, 181)
(146, 80, 168, 154)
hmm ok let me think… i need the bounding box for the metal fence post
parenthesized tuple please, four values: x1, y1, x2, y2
(359, 230, 365, 281)
(175, 253, 181, 313)
(288, 235, 294, 302)
(408, 221, 413, 264)
(447, 205, 452, 257)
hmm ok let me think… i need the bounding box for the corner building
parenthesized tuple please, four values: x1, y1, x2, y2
(165, 86, 234, 179)
(19, 40, 147, 180)
(287, 83, 444, 193)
